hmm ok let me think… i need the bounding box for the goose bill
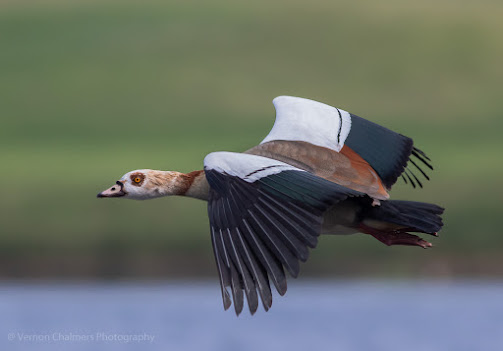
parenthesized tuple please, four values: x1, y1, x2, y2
(97, 181, 127, 198)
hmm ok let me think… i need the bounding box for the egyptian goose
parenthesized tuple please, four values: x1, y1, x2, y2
(98, 96, 444, 315)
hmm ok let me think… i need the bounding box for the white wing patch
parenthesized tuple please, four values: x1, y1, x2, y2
(204, 152, 304, 183)
(261, 96, 352, 152)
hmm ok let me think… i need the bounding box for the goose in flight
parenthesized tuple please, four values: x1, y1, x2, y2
(98, 96, 444, 315)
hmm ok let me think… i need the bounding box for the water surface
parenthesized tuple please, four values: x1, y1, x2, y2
(1, 280, 502, 351)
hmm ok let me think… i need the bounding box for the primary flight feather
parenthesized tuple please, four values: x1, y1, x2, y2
(97, 96, 444, 315)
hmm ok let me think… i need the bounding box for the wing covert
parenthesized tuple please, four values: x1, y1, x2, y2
(261, 96, 352, 152)
(258, 96, 434, 190)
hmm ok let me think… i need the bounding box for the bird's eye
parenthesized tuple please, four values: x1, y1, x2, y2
(130, 173, 144, 186)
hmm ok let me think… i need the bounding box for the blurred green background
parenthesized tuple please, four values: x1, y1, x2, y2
(1, 0, 502, 279)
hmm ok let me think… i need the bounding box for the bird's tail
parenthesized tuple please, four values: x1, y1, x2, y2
(359, 200, 444, 248)
(365, 200, 444, 234)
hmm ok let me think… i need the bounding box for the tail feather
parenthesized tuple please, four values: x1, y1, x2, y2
(364, 200, 444, 234)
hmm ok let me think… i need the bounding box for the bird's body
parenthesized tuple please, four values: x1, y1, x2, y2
(98, 96, 444, 315)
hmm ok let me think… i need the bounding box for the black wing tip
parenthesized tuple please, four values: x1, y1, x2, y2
(228, 288, 273, 315)
(234, 303, 244, 316)
(343, 115, 436, 190)
(249, 303, 258, 316)
(221, 285, 232, 310)
(371, 138, 436, 191)
(400, 146, 435, 189)
(262, 295, 272, 311)
(413, 146, 432, 161)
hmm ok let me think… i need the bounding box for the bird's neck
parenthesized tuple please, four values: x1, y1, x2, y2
(154, 170, 209, 201)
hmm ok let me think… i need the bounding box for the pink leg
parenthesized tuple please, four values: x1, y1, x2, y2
(359, 224, 433, 249)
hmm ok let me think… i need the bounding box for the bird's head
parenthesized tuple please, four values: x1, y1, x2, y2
(97, 169, 181, 200)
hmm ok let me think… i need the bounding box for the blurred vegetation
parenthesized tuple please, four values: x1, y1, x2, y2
(1, 0, 502, 278)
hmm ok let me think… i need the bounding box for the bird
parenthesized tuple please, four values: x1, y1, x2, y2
(97, 96, 444, 315)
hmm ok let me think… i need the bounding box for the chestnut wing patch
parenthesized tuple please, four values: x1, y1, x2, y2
(246, 141, 389, 200)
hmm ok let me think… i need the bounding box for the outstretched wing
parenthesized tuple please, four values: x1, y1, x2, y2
(204, 152, 364, 315)
(257, 96, 432, 190)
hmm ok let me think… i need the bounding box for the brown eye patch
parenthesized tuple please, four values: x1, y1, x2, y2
(130, 172, 145, 186)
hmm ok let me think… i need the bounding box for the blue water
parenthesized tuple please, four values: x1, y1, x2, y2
(1, 280, 502, 351)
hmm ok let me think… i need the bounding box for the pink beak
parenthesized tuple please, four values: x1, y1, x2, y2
(97, 181, 126, 198)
